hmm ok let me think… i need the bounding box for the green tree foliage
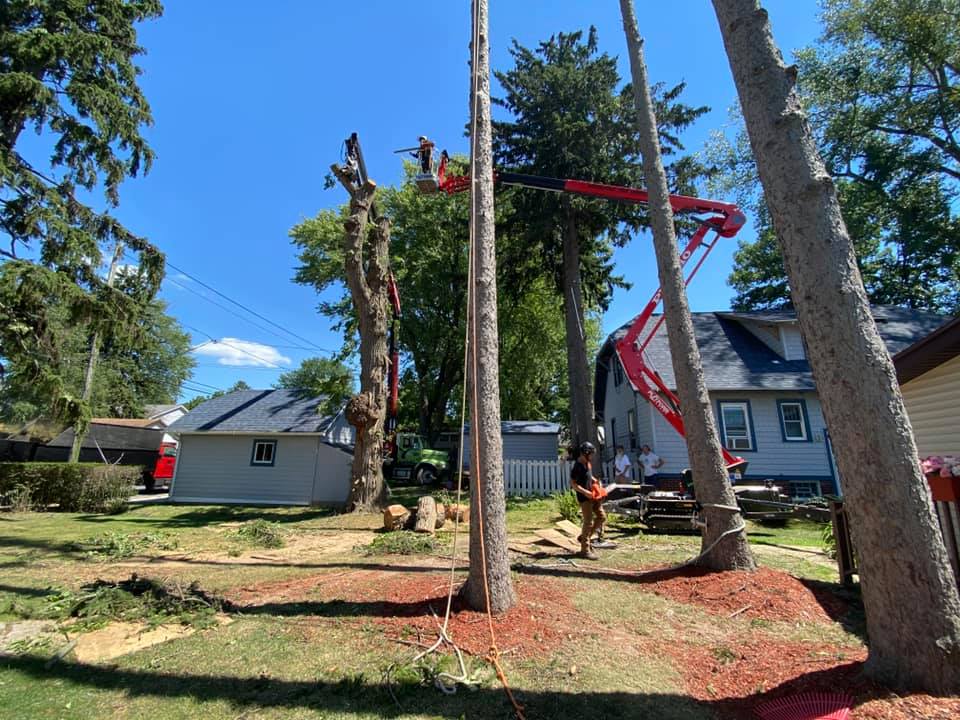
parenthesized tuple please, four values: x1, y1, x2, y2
(0, 298, 193, 424)
(492, 27, 710, 307)
(291, 162, 573, 440)
(714, 0, 960, 311)
(183, 380, 251, 411)
(274, 357, 354, 414)
(0, 0, 165, 433)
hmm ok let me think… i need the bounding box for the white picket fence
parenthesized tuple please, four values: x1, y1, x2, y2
(503, 459, 572, 496)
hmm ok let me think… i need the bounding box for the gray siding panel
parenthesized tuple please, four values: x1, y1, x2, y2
(501, 434, 558, 462)
(312, 443, 352, 504)
(172, 435, 329, 505)
(630, 391, 832, 481)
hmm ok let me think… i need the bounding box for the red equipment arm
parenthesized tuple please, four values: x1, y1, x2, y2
(436, 152, 748, 472)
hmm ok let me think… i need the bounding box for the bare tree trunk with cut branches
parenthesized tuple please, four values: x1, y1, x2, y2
(711, 0, 960, 692)
(620, 0, 755, 571)
(330, 164, 390, 512)
(460, 0, 516, 614)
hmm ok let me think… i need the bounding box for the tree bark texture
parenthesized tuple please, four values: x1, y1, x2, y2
(561, 202, 599, 452)
(712, 0, 960, 692)
(461, 0, 516, 614)
(620, 0, 755, 572)
(330, 165, 390, 513)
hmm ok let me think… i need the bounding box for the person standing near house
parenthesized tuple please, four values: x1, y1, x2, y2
(639, 444, 665, 488)
(570, 441, 606, 560)
(614, 445, 632, 484)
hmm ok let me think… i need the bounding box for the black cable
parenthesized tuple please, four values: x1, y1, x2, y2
(166, 262, 334, 354)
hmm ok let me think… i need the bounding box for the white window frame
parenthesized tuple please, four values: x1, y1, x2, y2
(778, 400, 809, 442)
(251, 439, 277, 466)
(718, 401, 754, 452)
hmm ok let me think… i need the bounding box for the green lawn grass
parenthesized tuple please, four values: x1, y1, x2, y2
(0, 501, 850, 720)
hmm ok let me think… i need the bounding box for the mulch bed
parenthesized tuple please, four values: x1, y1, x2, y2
(224, 562, 960, 719)
(638, 565, 848, 623)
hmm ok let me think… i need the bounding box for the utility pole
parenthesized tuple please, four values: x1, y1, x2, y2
(69, 241, 123, 463)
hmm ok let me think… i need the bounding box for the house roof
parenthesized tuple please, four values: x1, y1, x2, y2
(463, 421, 561, 435)
(894, 316, 960, 384)
(168, 389, 338, 434)
(90, 418, 158, 428)
(595, 306, 950, 420)
(47, 422, 165, 451)
(144, 404, 186, 419)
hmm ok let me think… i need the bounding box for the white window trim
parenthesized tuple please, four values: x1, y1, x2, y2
(778, 401, 809, 442)
(718, 401, 754, 452)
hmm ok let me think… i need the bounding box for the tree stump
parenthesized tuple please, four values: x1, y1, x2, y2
(383, 504, 410, 531)
(435, 503, 446, 529)
(414, 496, 437, 534)
(445, 503, 466, 523)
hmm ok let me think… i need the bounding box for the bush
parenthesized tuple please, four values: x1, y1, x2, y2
(0, 462, 137, 513)
(555, 490, 581, 523)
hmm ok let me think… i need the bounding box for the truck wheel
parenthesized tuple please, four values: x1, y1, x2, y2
(144, 472, 156, 493)
(416, 465, 437, 486)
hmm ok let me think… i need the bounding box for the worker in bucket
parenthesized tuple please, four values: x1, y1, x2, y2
(571, 441, 606, 560)
(411, 136, 435, 175)
(639, 444, 665, 488)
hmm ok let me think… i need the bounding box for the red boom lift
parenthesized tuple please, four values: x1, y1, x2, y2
(423, 146, 749, 474)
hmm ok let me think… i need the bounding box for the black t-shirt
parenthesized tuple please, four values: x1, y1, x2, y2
(571, 460, 593, 502)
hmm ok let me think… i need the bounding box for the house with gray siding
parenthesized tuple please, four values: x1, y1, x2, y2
(167, 389, 354, 506)
(452, 421, 561, 464)
(595, 306, 948, 496)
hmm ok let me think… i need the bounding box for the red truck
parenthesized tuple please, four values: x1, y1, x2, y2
(144, 441, 178, 492)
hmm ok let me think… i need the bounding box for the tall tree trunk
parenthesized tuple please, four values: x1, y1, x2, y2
(712, 0, 960, 692)
(561, 202, 598, 452)
(461, 0, 516, 614)
(69, 240, 124, 463)
(330, 165, 390, 512)
(620, 0, 755, 571)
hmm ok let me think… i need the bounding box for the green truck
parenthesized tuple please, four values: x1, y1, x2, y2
(385, 432, 449, 485)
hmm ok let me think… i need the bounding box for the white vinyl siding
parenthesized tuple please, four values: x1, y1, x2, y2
(780, 326, 807, 360)
(901, 354, 960, 457)
(172, 434, 350, 505)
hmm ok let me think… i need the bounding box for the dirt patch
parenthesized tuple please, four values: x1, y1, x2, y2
(640, 566, 847, 623)
(0, 620, 59, 653)
(72, 621, 196, 663)
(225, 566, 579, 660)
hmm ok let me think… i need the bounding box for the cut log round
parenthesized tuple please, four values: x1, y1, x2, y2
(435, 503, 446, 529)
(445, 503, 466, 523)
(414, 496, 437, 534)
(383, 504, 410, 531)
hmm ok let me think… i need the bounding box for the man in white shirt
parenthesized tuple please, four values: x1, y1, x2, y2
(639, 444, 665, 488)
(614, 445, 632, 484)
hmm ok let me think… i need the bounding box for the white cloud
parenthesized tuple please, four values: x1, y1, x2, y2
(192, 338, 291, 368)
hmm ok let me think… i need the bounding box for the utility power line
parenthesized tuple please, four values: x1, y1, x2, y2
(181, 324, 293, 371)
(165, 262, 335, 355)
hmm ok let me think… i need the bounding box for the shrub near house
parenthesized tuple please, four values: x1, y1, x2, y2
(0, 463, 136, 513)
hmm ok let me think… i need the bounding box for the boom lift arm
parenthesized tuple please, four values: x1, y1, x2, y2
(430, 148, 749, 472)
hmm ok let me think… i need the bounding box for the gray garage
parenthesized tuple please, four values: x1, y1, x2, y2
(167, 389, 353, 506)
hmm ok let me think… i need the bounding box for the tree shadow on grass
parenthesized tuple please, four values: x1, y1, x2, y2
(74, 506, 337, 528)
(0, 654, 715, 720)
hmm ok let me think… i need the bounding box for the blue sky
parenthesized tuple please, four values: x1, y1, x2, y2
(53, 1, 823, 402)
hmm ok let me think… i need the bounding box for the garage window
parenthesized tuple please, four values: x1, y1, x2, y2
(251, 439, 277, 466)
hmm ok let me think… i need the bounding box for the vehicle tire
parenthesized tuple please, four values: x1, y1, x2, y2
(144, 472, 156, 494)
(416, 465, 437, 486)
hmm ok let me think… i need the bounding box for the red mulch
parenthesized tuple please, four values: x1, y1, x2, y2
(640, 565, 848, 623)
(224, 564, 960, 720)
